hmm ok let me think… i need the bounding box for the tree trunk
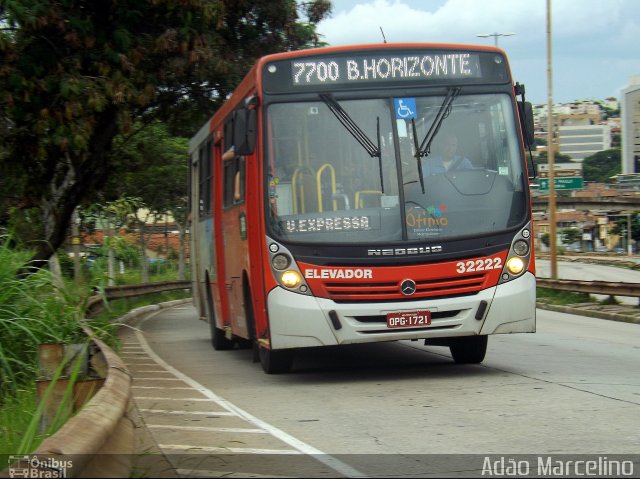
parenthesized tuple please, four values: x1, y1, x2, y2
(175, 219, 187, 281)
(48, 253, 65, 291)
(138, 220, 149, 283)
(27, 108, 119, 272)
(107, 225, 116, 287)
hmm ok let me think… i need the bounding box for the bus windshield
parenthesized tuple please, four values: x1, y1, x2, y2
(266, 93, 527, 244)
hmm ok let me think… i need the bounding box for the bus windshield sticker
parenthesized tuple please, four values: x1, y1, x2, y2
(405, 204, 449, 237)
(394, 98, 416, 120)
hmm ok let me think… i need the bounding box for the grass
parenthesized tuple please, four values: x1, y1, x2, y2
(0, 243, 90, 395)
(0, 237, 190, 456)
(0, 387, 37, 454)
(536, 287, 594, 305)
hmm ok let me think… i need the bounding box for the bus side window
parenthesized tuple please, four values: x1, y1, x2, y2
(198, 139, 213, 217)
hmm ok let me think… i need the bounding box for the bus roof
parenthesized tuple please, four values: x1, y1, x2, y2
(256, 42, 505, 66)
(190, 42, 508, 152)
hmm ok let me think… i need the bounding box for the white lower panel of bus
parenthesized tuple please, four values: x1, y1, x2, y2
(267, 272, 536, 350)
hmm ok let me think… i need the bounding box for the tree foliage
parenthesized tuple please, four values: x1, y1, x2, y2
(560, 228, 581, 246)
(582, 148, 621, 183)
(112, 121, 189, 215)
(0, 0, 331, 267)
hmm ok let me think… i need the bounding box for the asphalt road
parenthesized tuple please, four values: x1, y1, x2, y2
(120, 301, 640, 478)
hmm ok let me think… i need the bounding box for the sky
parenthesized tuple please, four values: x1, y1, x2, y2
(315, 0, 640, 104)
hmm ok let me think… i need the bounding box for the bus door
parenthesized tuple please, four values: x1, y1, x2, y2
(221, 150, 249, 338)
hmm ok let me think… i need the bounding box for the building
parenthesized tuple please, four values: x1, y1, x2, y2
(532, 100, 616, 163)
(532, 182, 631, 252)
(557, 114, 611, 161)
(621, 76, 640, 173)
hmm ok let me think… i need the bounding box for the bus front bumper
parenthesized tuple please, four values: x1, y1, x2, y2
(266, 272, 536, 350)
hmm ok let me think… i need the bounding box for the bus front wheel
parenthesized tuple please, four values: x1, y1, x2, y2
(449, 335, 488, 364)
(259, 346, 293, 374)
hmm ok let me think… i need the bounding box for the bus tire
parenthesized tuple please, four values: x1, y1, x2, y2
(259, 346, 293, 374)
(237, 278, 256, 351)
(211, 322, 234, 351)
(206, 284, 233, 351)
(449, 335, 488, 364)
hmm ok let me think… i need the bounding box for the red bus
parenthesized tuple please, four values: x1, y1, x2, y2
(189, 43, 536, 373)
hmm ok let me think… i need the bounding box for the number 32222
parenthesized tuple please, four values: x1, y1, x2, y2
(456, 257, 502, 273)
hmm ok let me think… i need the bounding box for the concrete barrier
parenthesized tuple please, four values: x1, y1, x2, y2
(1, 297, 192, 478)
(30, 332, 134, 478)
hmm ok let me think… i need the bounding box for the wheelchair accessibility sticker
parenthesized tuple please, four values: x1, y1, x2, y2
(394, 98, 416, 119)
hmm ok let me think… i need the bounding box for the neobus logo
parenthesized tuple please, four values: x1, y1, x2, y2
(367, 246, 442, 256)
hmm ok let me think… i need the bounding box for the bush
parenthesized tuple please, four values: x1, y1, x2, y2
(0, 237, 90, 394)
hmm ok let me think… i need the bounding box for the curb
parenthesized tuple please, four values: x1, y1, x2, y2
(536, 302, 640, 324)
(25, 334, 134, 478)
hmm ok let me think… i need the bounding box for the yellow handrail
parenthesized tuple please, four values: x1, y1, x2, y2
(316, 163, 337, 212)
(355, 190, 382, 209)
(292, 169, 303, 214)
(292, 165, 315, 214)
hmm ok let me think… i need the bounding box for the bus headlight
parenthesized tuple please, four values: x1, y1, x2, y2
(272, 253, 291, 270)
(506, 257, 525, 275)
(281, 270, 302, 288)
(513, 240, 529, 256)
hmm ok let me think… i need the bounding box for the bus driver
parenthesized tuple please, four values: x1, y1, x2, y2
(422, 134, 473, 176)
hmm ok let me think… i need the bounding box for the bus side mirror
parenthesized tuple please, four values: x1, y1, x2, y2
(233, 107, 257, 155)
(518, 100, 535, 147)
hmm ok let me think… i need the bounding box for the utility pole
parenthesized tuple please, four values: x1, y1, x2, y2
(547, 0, 558, 278)
(476, 32, 515, 47)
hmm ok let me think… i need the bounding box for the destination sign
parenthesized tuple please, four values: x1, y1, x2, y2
(262, 49, 505, 93)
(290, 53, 481, 86)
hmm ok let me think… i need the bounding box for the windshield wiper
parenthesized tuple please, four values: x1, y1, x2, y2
(412, 87, 461, 193)
(320, 94, 384, 192)
(320, 94, 380, 158)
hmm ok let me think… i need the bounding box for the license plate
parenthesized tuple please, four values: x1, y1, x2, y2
(386, 310, 432, 328)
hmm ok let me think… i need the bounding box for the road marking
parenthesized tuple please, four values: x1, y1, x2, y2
(160, 444, 300, 454)
(135, 397, 217, 402)
(134, 377, 184, 381)
(139, 409, 234, 416)
(148, 424, 267, 434)
(132, 386, 194, 390)
(135, 316, 367, 478)
(131, 369, 171, 379)
(176, 469, 288, 478)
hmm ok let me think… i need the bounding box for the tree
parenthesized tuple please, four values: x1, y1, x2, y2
(560, 228, 581, 246)
(540, 233, 550, 248)
(533, 151, 572, 165)
(609, 212, 640, 244)
(582, 149, 621, 183)
(109, 121, 190, 281)
(0, 0, 331, 268)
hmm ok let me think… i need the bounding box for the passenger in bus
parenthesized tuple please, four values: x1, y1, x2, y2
(222, 145, 235, 161)
(422, 134, 473, 176)
(223, 146, 242, 202)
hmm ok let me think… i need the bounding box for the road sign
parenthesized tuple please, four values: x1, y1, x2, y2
(537, 177, 584, 191)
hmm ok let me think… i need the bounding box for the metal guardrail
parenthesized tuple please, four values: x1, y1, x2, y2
(537, 278, 640, 298)
(87, 280, 190, 317)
